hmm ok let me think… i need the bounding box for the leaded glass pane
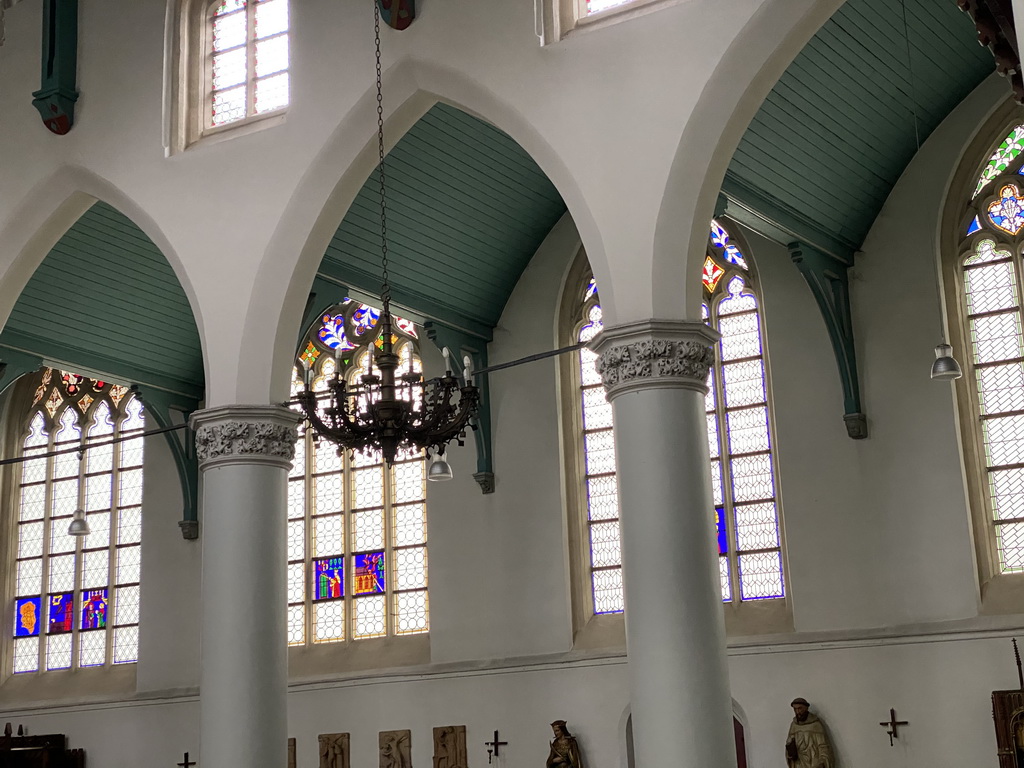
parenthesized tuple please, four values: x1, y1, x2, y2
(113, 626, 138, 664)
(978, 363, 1024, 415)
(212, 85, 247, 126)
(13, 637, 39, 673)
(212, 48, 247, 91)
(394, 590, 429, 634)
(255, 35, 288, 79)
(255, 72, 289, 114)
(589, 522, 622, 568)
(970, 312, 1023, 363)
(976, 124, 1024, 196)
(592, 568, 624, 614)
(965, 261, 1018, 314)
(989, 468, 1024, 521)
(726, 406, 771, 455)
(353, 595, 386, 638)
(46, 634, 72, 670)
(394, 547, 427, 591)
(983, 415, 1024, 467)
(738, 551, 785, 600)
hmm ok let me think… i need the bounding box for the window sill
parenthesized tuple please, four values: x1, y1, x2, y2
(572, 599, 793, 650)
(980, 572, 1024, 615)
(0, 664, 136, 709)
(173, 109, 287, 156)
(287, 633, 430, 681)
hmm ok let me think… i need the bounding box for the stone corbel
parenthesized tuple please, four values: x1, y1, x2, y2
(425, 322, 494, 494)
(131, 386, 201, 540)
(32, 0, 79, 135)
(0, 347, 43, 395)
(788, 242, 867, 439)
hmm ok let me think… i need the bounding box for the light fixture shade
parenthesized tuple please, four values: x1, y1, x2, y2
(427, 454, 453, 482)
(930, 343, 963, 381)
(68, 508, 90, 537)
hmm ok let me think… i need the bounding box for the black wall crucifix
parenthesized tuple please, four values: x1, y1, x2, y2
(879, 708, 909, 746)
(177, 752, 196, 768)
(484, 731, 507, 764)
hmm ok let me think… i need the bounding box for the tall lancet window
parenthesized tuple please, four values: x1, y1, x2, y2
(567, 221, 785, 621)
(288, 301, 428, 647)
(704, 221, 784, 602)
(11, 370, 143, 674)
(950, 119, 1024, 579)
(207, 0, 289, 129)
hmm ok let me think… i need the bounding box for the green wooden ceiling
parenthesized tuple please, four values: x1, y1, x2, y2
(320, 103, 567, 339)
(1, 202, 204, 399)
(724, 0, 995, 261)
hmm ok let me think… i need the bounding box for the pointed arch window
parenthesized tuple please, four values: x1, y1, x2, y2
(11, 370, 143, 674)
(950, 119, 1024, 580)
(287, 301, 428, 647)
(567, 220, 785, 619)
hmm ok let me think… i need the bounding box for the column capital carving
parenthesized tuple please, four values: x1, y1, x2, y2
(591, 320, 720, 400)
(190, 405, 301, 471)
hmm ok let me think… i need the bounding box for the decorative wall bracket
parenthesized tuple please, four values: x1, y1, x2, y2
(958, 0, 1022, 104)
(31, 0, 79, 135)
(425, 322, 494, 494)
(131, 386, 201, 540)
(377, 0, 416, 30)
(789, 242, 867, 439)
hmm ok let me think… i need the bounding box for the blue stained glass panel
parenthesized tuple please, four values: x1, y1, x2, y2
(80, 589, 108, 630)
(967, 216, 982, 235)
(710, 221, 730, 248)
(715, 506, 727, 555)
(352, 305, 380, 336)
(724, 245, 748, 270)
(14, 597, 41, 637)
(314, 557, 345, 601)
(585, 278, 598, 300)
(987, 185, 1024, 235)
(353, 551, 386, 595)
(48, 593, 74, 634)
(318, 314, 356, 352)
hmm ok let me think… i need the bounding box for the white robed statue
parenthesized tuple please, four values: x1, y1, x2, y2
(785, 698, 833, 768)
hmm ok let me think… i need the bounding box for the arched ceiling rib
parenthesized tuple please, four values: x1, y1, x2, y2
(723, 0, 995, 261)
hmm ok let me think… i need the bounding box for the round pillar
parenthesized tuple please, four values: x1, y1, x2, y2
(191, 405, 300, 768)
(593, 320, 735, 768)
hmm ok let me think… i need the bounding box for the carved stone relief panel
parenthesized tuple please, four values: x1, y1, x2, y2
(319, 733, 351, 768)
(380, 730, 412, 768)
(433, 725, 467, 768)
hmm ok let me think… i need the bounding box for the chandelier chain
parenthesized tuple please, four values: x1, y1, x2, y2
(374, 2, 391, 315)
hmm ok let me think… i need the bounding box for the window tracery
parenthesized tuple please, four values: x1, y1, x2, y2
(288, 301, 428, 647)
(568, 220, 785, 618)
(952, 121, 1024, 576)
(11, 369, 143, 674)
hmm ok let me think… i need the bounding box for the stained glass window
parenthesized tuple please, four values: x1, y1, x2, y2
(976, 124, 1024, 198)
(11, 369, 143, 673)
(287, 300, 427, 646)
(571, 220, 784, 616)
(705, 221, 783, 601)
(208, 0, 289, 129)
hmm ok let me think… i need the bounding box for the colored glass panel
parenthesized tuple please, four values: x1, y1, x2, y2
(724, 245, 748, 270)
(703, 257, 725, 293)
(314, 557, 345, 600)
(976, 124, 1024, 197)
(988, 185, 1024, 235)
(80, 589, 108, 630)
(14, 597, 41, 637)
(353, 551, 386, 595)
(967, 216, 982, 235)
(715, 506, 727, 555)
(317, 314, 355, 351)
(710, 220, 730, 248)
(48, 593, 74, 634)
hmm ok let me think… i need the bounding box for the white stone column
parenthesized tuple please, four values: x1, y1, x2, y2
(593, 320, 735, 768)
(191, 405, 300, 768)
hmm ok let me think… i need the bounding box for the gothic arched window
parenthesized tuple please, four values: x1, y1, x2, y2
(703, 221, 784, 602)
(949, 118, 1024, 582)
(566, 221, 785, 622)
(11, 370, 143, 673)
(207, 0, 290, 129)
(288, 302, 428, 647)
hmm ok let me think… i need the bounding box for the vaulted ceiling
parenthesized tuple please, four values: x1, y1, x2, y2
(723, 0, 995, 262)
(0, 202, 204, 399)
(319, 103, 567, 340)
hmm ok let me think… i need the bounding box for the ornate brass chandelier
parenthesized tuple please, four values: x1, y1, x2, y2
(295, 2, 480, 474)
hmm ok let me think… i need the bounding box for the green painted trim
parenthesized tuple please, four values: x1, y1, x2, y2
(0, 334, 204, 401)
(723, 173, 857, 266)
(31, 0, 78, 135)
(789, 242, 866, 439)
(0, 349, 44, 396)
(424, 322, 493, 493)
(131, 385, 200, 540)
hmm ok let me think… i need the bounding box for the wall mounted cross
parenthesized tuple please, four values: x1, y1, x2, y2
(177, 752, 196, 768)
(484, 730, 507, 764)
(878, 708, 908, 746)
